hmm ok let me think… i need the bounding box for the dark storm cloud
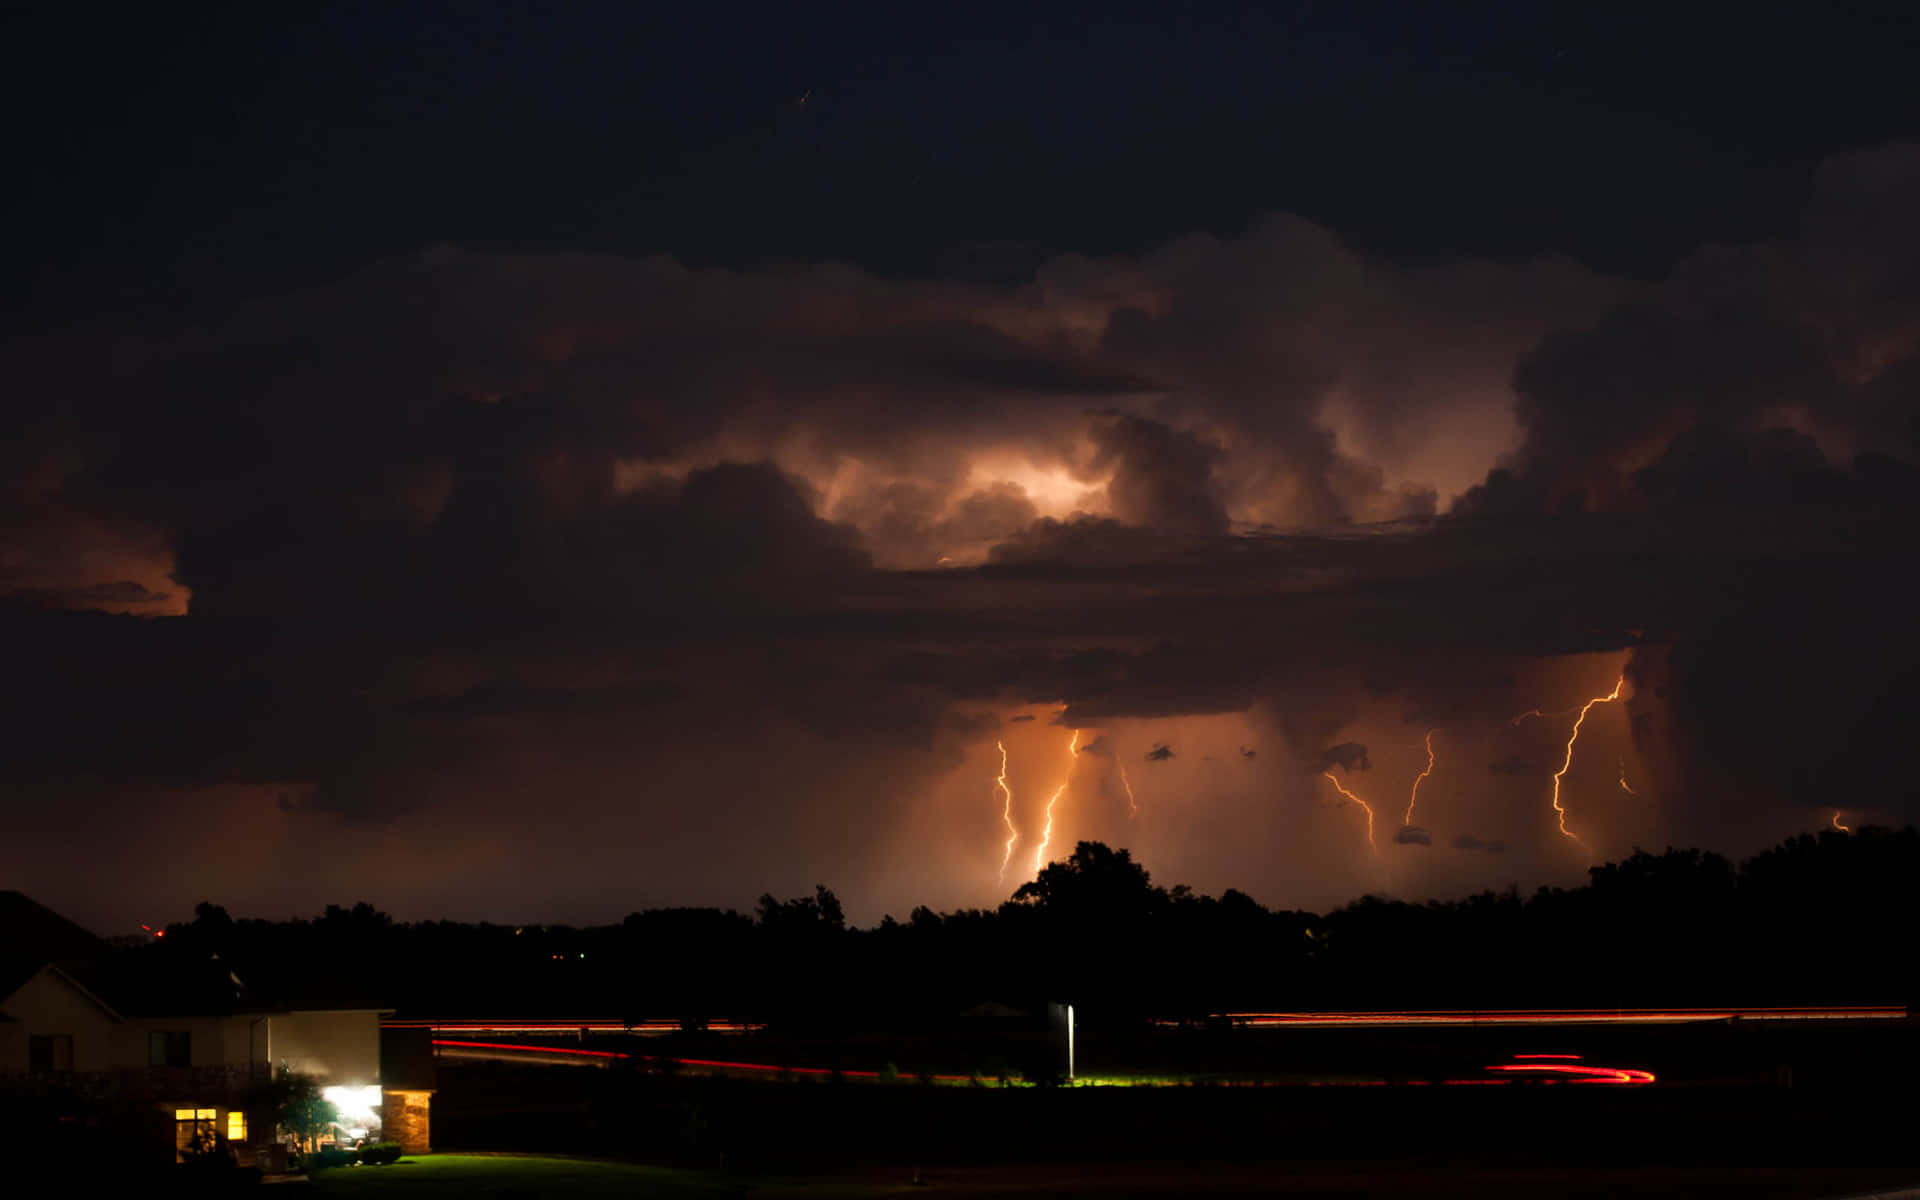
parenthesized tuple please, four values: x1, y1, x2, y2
(1076, 735, 1115, 758)
(1488, 755, 1540, 777)
(4, 580, 175, 612)
(1320, 744, 1371, 775)
(1007, 714, 1035, 723)
(4, 141, 1919, 923)
(1394, 826, 1432, 847)
(1440, 144, 1920, 837)
(1452, 835, 1507, 854)
(1088, 414, 1230, 535)
(402, 681, 681, 718)
(1459, 141, 1920, 517)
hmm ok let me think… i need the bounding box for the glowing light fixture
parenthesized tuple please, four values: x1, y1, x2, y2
(321, 1084, 383, 1130)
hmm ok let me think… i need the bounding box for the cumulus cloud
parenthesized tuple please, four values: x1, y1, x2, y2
(2, 143, 1918, 923)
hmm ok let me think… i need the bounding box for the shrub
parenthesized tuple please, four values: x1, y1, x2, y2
(314, 1147, 359, 1168)
(357, 1142, 403, 1166)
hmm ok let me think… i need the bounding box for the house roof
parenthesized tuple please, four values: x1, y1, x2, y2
(0, 890, 109, 960)
(0, 891, 113, 1006)
(0, 892, 243, 1018)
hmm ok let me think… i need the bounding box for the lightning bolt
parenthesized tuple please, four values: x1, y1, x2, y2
(1322, 771, 1376, 852)
(1404, 729, 1436, 826)
(995, 741, 1018, 883)
(1831, 811, 1850, 833)
(1120, 763, 1138, 818)
(1616, 756, 1636, 795)
(1548, 676, 1625, 845)
(1032, 729, 1080, 876)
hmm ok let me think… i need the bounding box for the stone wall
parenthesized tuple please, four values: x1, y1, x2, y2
(381, 1088, 432, 1154)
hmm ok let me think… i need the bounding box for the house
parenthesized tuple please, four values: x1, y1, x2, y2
(0, 892, 431, 1164)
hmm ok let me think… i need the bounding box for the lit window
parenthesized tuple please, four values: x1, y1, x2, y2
(173, 1109, 218, 1162)
(227, 1111, 247, 1141)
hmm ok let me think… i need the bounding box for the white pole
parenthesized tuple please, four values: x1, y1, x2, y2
(1067, 1004, 1075, 1083)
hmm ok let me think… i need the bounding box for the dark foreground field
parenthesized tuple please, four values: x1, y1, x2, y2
(313, 1154, 1920, 1198)
(428, 1017, 1919, 1169)
(430, 1064, 1920, 1182)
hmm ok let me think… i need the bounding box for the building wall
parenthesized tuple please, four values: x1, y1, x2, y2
(266, 1010, 383, 1087)
(109, 1015, 254, 1071)
(382, 1089, 433, 1154)
(0, 968, 118, 1072)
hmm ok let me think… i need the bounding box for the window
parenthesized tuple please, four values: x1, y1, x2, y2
(173, 1109, 217, 1161)
(226, 1110, 248, 1142)
(149, 1030, 191, 1067)
(28, 1034, 73, 1074)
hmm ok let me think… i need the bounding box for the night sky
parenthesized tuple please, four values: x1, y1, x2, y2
(6, 2, 1919, 932)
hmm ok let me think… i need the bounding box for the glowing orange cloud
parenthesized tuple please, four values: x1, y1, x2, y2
(995, 741, 1019, 883)
(1548, 675, 1625, 845)
(1831, 811, 1850, 833)
(1032, 730, 1080, 875)
(1323, 771, 1376, 853)
(1404, 730, 1436, 827)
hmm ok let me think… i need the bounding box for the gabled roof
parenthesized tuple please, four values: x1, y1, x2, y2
(0, 892, 243, 1018)
(0, 962, 125, 1021)
(0, 891, 110, 962)
(0, 891, 113, 1006)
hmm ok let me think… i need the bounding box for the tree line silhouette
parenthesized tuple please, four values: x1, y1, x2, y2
(158, 827, 1917, 1028)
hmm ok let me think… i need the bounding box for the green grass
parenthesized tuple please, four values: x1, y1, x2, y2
(310, 1154, 737, 1198)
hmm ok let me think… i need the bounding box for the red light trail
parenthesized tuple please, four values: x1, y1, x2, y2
(1182, 1006, 1904, 1028)
(995, 740, 1018, 883)
(430, 1039, 973, 1082)
(1831, 810, 1850, 833)
(1403, 729, 1436, 826)
(1486, 1054, 1654, 1084)
(1548, 675, 1625, 844)
(1322, 771, 1376, 852)
(1032, 729, 1079, 875)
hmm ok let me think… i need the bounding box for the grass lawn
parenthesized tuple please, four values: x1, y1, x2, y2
(308, 1154, 1920, 1198)
(310, 1154, 737, 1198)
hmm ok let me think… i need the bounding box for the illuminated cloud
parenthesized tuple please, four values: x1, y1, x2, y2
(1, 141, 1917, 926)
